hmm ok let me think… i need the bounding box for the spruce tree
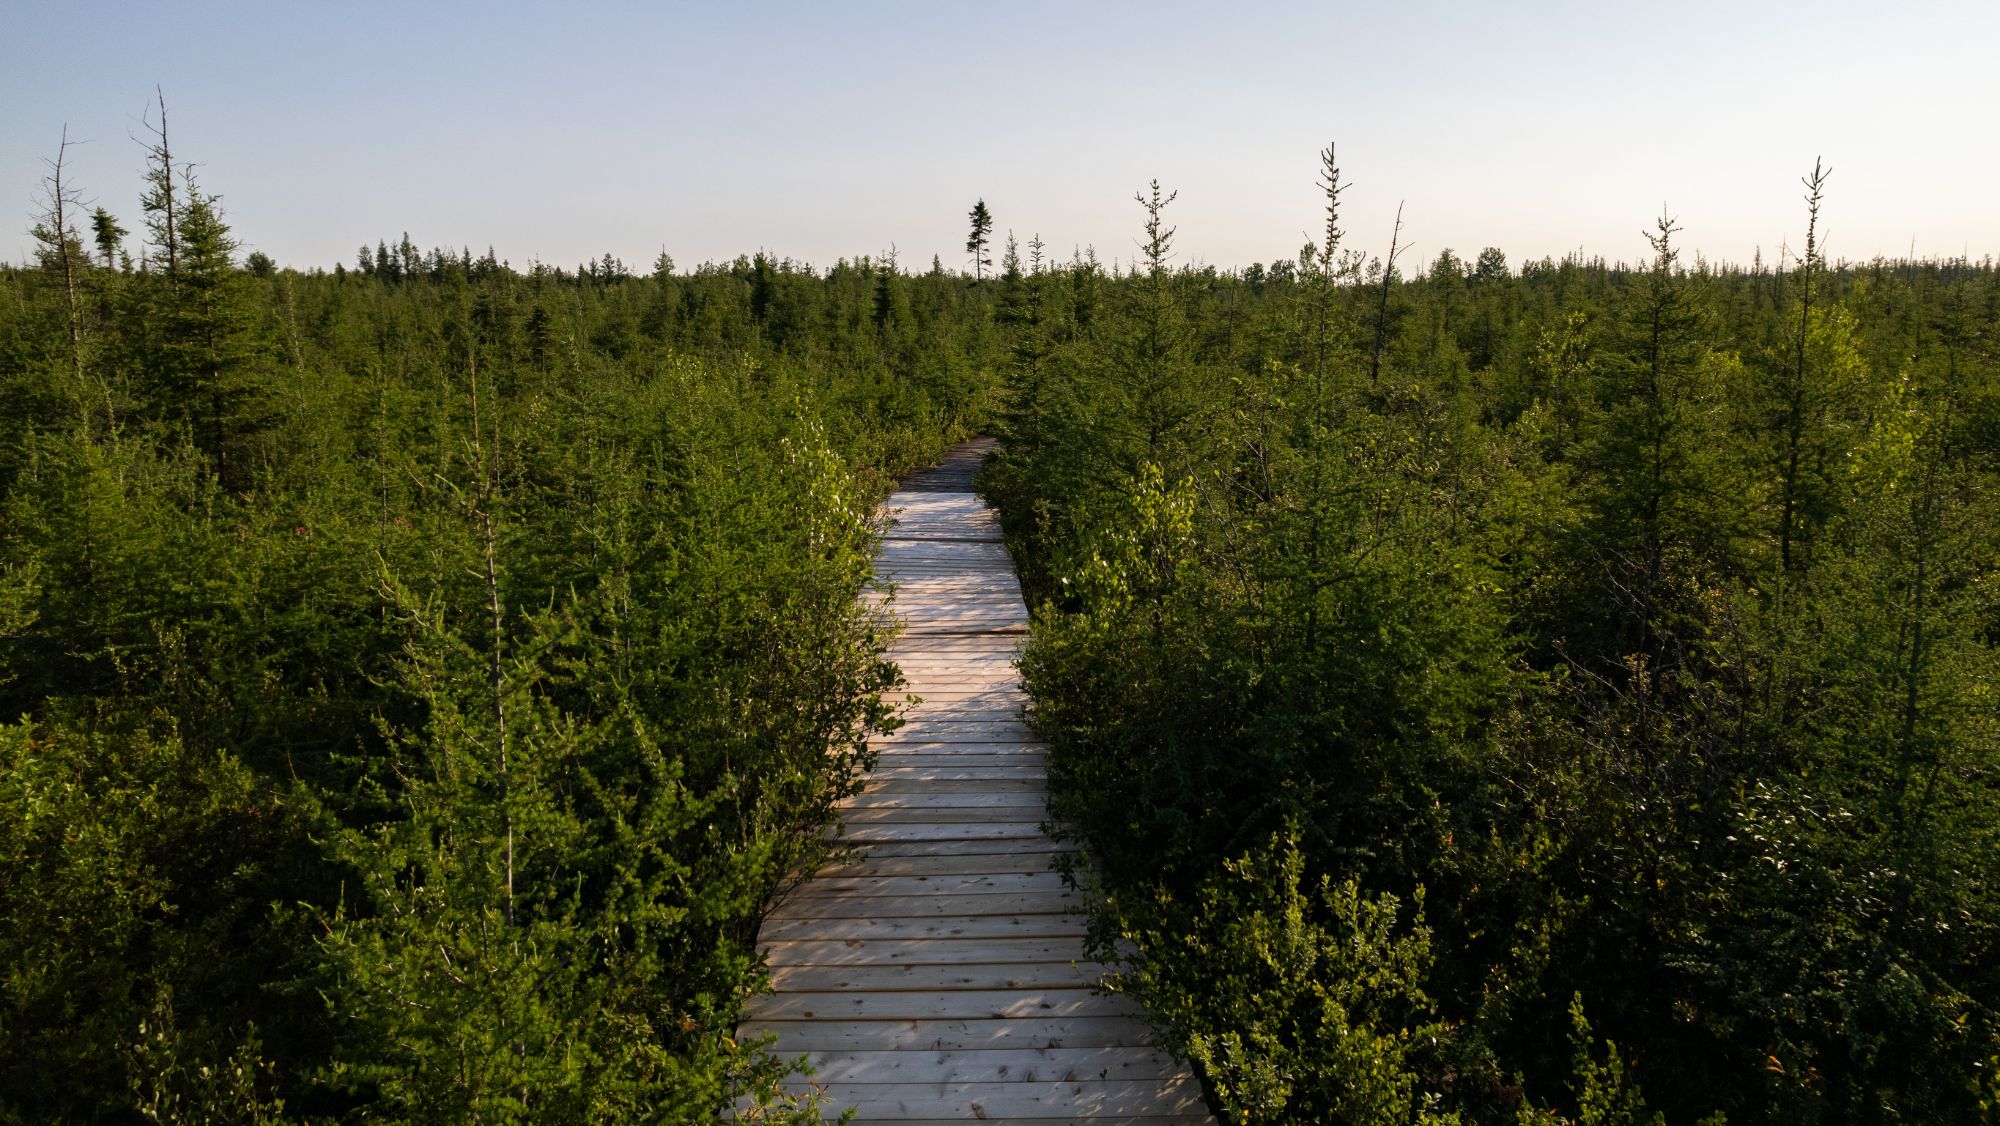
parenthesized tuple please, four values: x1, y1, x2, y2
(137, 122, 267, 490)
(89, 208, 126, 269)
(965, 198, 994, 281)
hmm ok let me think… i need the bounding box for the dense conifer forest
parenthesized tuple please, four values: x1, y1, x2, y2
(2, 120, 1995, 1122)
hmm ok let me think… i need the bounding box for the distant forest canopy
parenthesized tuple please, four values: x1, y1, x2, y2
(3, 106, 1996, 1126)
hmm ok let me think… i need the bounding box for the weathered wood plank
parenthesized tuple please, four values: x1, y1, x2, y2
(761, 937, 1085, 966)
(836, 812, 1048, 828)
(743, 988, 1139, 1022)
(838, 810, 1047, 827)
(815, 851, 1069, 878)
(844, 791, 1048, 809)
(893, 683, 1022, 695)
(868, 741, 1047, 755)
(805, 1078, 1205, 1119)
(798, 1046, 1178, 1085)
(835, 839, 1067, 861)
(767, 890, 1080, 920)
(826, 823, 1050, 845)
(880, 723, 1039, 742)
(758, 913, 1087, 942)
(738, 1016, 1152, 1052)
(864, 762, 1046, 778)
(861, 776, 1046, 792)
(883, 636, 1023, 651)
(768, 961, 1110, 993)
(786, 872, 1067, 898)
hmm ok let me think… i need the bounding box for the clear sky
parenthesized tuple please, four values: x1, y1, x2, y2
(7, 1, 1997, 273)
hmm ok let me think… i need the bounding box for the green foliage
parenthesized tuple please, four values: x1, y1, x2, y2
(987, 165, 2000, 1123)
(0, 122, 1000, 1121)
(0, 721, 299, 1123)
(1107, 831, 1457, 1124)
(6, 122, 1999, 1125)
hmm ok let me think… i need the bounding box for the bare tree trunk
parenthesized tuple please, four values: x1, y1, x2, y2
(35, 127, 86, 391)
(1370, 201, 1406, 387)
(146, 88, 180, 275)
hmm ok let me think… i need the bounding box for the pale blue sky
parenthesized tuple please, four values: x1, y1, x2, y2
(7, 1, 1997, 272)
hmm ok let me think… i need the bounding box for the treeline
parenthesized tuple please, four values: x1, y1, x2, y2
(0, 118, 1001, 1121)
(984, 156, 2000, 1122)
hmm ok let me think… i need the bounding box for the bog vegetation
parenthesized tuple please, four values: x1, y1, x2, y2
(1, 107, 992, 1123)
(987, 153, 2000, 1124)
(1, 108, 1994, 1123)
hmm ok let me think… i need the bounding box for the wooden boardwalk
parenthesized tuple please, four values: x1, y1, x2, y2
(739, 441, 1213, 1124)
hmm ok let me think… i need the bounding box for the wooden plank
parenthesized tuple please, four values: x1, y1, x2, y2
(799, 1046, 1178, 1085)
(878, 552, 1014, 568)
(840, 808, 1047, 825)
(885, 644, 1023, 658)
(816, 851, 1069, 878)
(844, 792, 1047, 809)
(738, 1016, 1152, 1052)
(875, 566, 1015, 575)
(839, 811, 1046, 828)
(806, 1079, 1205, 1119)
(861, 777, 1046, 792)
(890, 711, 1028, 725)
(876, 594, 1022, 607)
(878, 709, 1020, 725)
(865, 758, 1047, 770)
(868, 741, 1047, 755)
(887, 656, 1026, 669)
(897, 621, 1029, 634)
(761, 937, 1086, 967)
(876, 577, 1019, 590)
(758, 913, 1086, 942)
(899, 680, 1028, 691)
(787, 872, 1067, 898)
(743, 988, 1137, 1022)
(768, 961, 1110, 993)
(839, 836, 1068, 858)
(875, 594, 1024, 606)
(767, 891, 1079, 920)
(890, 710, 1028, 724)
(883, 713, 1033, 724)
(882, 724, 1038, 742)
(863, 761, 1045, 777)
(826, 822, 1051, 843)
(867, 753, 1044, 768)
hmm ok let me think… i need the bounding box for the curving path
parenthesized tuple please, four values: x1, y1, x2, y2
(739, 440, 1213, 1123)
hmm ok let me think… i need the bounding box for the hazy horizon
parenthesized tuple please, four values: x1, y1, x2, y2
(9, 0, 1998, 273)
